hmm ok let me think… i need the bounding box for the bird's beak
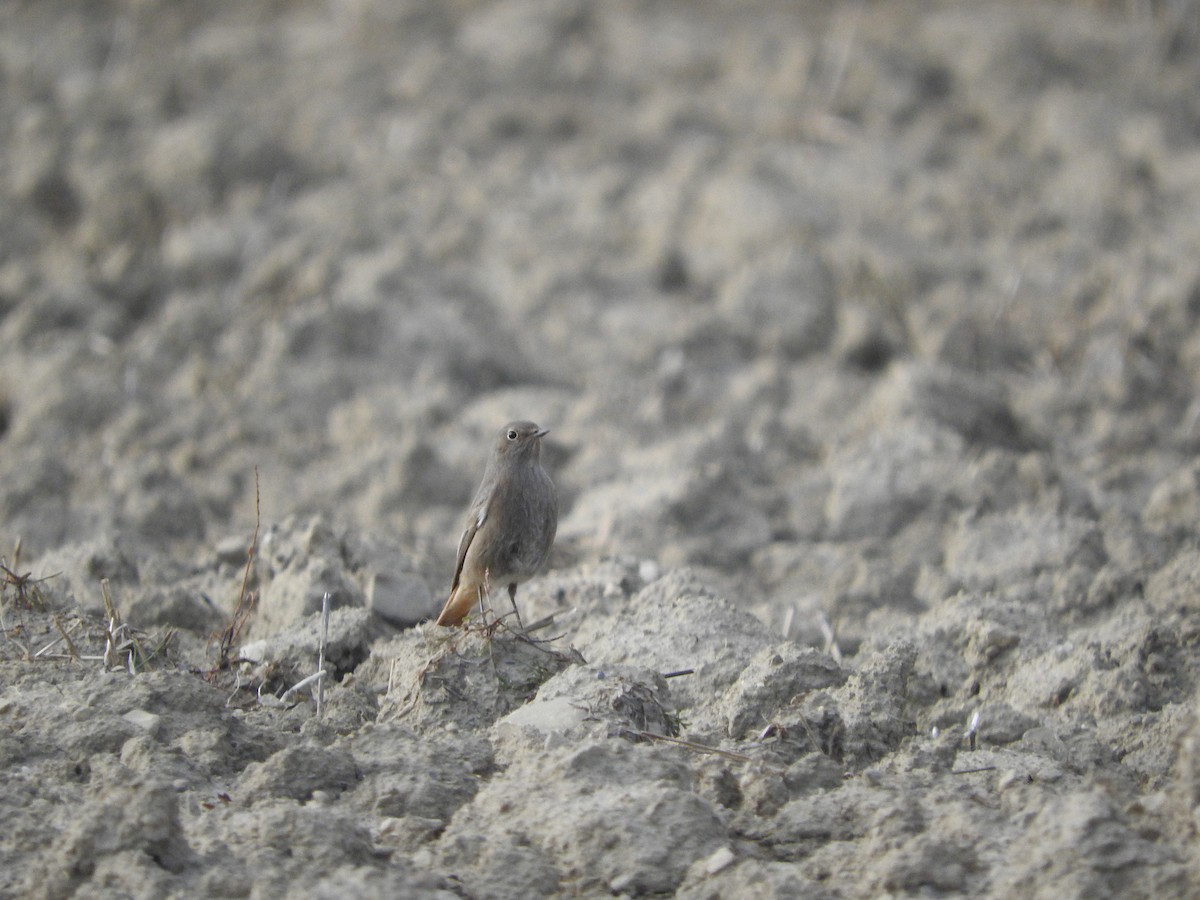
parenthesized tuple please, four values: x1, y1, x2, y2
(535, 428, 550, 438)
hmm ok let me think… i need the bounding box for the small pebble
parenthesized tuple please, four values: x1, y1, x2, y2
(215, 535, 251, 565)
(122, 709, 162, 737)
(638, 559, 661, 583)
(704, 846, 735, 875)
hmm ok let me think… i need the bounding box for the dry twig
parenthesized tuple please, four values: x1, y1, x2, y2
(211, 467, 261, 673)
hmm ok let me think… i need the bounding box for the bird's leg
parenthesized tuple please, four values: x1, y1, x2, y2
(476, 569, 497, 626)
(508, 582, 525, 632)
(481, 570, 504, 643)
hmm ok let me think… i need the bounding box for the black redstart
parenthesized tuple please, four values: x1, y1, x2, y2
(435, 420, 558, 627)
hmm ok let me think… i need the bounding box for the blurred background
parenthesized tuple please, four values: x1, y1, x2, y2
(2, 0, 1199, 642)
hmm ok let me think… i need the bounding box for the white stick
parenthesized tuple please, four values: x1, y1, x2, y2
(278, 669, 326, 704)
(317, 591, 330, 717)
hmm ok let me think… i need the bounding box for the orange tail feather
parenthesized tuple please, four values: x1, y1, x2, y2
(435, 582, 478, 626)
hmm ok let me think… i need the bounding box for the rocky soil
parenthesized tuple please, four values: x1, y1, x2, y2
(2, 0, 1200, 897)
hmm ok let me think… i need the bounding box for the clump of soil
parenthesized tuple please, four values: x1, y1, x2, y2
(3, 1, 1200, 896)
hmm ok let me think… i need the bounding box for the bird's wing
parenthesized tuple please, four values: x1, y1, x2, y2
(448, 502, 487, 593)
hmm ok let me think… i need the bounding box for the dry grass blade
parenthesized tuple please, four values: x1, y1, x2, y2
(101, 578, 121, 670)
(211, 466, 261, 674)
(49, 612, 82, 662)
(626, 730, 755, 763)
(100, 578, 119, 625)
(817, 611, 842, 663)
(1, 560, 58, 609)
(523, 613, 558, 633)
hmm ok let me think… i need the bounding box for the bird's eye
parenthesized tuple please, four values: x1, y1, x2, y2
(507, 429, 519, 441)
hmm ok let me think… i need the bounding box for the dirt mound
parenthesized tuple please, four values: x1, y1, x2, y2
(3, 1, 1200, 896)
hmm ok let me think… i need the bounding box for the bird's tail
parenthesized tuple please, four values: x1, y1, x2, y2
(435, 581, 478, 627)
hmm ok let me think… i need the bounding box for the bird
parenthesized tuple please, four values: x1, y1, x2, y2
(435, 420, 558, 628)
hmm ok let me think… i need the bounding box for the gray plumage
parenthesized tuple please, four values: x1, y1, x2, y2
(435, 420, 557, 627)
